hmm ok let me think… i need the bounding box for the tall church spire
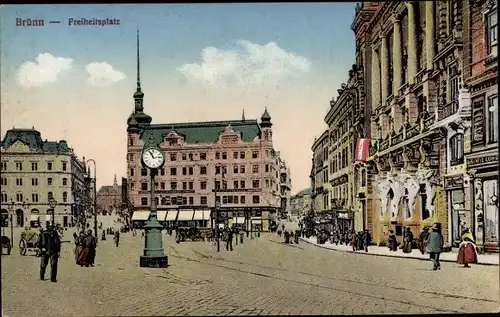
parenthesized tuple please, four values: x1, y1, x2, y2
(113, 174, 117, 186)
(133, 29, 144, 111)
(242, 109, 246, 121)
(136, 29, 141, 93)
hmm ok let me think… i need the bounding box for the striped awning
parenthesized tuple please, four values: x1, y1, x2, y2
(193, 210, 211, 221)
(166, 210, 178, 221)
(132, 211, 150, 221)
(156, 210, 167, 221)
(177, 209, 194, 221)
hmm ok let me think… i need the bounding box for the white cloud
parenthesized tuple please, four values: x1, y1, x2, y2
(85, 62, 126, 87)
(17, 53, 73, 88)
(178, 40, 311, 89)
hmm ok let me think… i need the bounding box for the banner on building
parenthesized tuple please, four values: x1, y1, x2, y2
(355, 138, 370, 162)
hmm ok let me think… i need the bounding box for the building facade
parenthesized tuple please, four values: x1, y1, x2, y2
(125, 34, 289, 231)
(290, 188, 312, 216)
(0, 128, 88, 227)
(310, 131, 329, 214)
(276, 153, 292, 218)
(464, 0, 498, 252)
(352, 1, 479, 245)
(96, 175, 123, 215)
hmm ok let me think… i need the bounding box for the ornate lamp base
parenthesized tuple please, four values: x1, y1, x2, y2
(139, 255, 168, 268)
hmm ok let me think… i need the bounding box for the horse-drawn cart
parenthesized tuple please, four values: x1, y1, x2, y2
(19, 229, 41, 256)
(175, 227, 212, 243)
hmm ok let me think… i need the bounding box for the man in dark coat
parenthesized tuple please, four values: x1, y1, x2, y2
(38, 224, 61, 282)
(225, 227, 233, 251)
(362, 230, 371, 252)
(426, 223, 444, 270)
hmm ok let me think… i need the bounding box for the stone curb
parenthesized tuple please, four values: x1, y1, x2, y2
(299, 237, 499, 267)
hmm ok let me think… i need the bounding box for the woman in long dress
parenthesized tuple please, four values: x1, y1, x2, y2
(457, 231, 478, 268)
(75, 231, 85, 263)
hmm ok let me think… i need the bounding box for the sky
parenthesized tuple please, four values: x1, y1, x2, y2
(0, 4, 357, 194)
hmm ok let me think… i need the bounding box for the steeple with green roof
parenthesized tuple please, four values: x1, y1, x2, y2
(127, 29, 152, 133)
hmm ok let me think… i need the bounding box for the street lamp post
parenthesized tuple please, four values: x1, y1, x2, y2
(49, 198, 57, 226)
(7, 201, 14, 246)
(213, 163, 226, 252)
(86, 159, 98, 245)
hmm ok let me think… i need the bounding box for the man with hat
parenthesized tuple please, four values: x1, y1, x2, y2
(38, 223, 61, 282)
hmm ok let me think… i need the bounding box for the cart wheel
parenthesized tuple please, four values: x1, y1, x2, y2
(19, 240, 27, 256)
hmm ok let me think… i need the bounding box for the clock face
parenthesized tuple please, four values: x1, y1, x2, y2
(142, 148, 165, 169)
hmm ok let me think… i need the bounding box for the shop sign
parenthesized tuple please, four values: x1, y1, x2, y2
(355, 138, 370, 162)
(444, 176, 464, 189)
(337, 212, 351, 219)
(466, 155, 498, 167)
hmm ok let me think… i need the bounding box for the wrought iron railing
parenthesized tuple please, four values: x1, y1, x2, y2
(438, 100, 459, 121)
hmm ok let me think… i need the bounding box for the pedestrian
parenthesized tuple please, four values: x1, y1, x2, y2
(388, 230, 398, 251)
(350, 231, 357, 251)
(457, 230, 478, 268)
(75, 231, 85, 263)
(225, 227, 233, 251)
(418, 227, 430, 255)
(362, 230, 371, 252)
(101, 230, 106, 241)
(38, 224, 61, 282)
(402, 227, 414, 253)
(426, 222, 444, 271)
(77, 230, 96, 267)
(284, 230, 290, 244)
(240, 231, 244, 244)
(114, 231, 120, 247)
(72, 232, 78, 255)
(294, 229, 300, 244)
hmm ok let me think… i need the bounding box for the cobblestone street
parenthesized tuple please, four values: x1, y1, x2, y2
(2, 231, 499, 316)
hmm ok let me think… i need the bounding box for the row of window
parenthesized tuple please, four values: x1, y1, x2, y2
(1, 177, 69, 187)
(127, 147, 272, 162)
(131, 163, 267, 177)
(1, 191, 68, 203)
(134, 178, 276, 191)
(330, 146, 349, 174)
(140, 194, 260, 206)
(1, 161, 68, 172)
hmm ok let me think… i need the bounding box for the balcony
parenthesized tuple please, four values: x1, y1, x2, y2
(438, 100, 459, 121)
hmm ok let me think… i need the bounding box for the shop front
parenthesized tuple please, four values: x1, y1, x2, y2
(444, 175, 467, 247)
(467, 152, 499, 253)
(335, 210, 353, 237)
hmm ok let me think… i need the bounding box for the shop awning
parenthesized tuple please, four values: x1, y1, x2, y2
(235, 217, 245, 224)
(192, 210, 205, 221)
(156, 210, 167, 221)
(177, 209, 194, 221)
(251, 219, 262, 224)
(30, 215, 40, 221)
(165, 210, 178, 221)
(201, 210, 211, 220)
(132, 211, 150, 221)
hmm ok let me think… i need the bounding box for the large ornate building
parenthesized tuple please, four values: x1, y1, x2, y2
(125, 32, 290, 231)
(290, 188, 312, 216)
(0, 128, 89, 227)
(96, 175, 123, 215)
(349, 1, 498, 251)
(464, 0, 498, 252)
(310, 130, 329, 214)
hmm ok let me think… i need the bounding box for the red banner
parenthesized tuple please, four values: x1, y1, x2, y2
(355, 139, 370, 162)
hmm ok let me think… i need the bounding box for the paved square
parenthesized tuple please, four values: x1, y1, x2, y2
(2, 231, 499, 316)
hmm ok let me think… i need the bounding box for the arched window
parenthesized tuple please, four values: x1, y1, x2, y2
(449, 133, 464, 166)
(62, 192, 68, 203)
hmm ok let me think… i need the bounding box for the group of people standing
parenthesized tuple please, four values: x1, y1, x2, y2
(73, 230, 97, 267)
(388, 223, 479, 270)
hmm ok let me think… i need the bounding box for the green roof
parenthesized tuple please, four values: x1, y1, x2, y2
(151, 119, 261, 144)
(98, 185, 114, 194)
(1, 128, 71, 153)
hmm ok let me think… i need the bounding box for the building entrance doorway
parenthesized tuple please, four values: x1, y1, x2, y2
(15, 209, 24, 227)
